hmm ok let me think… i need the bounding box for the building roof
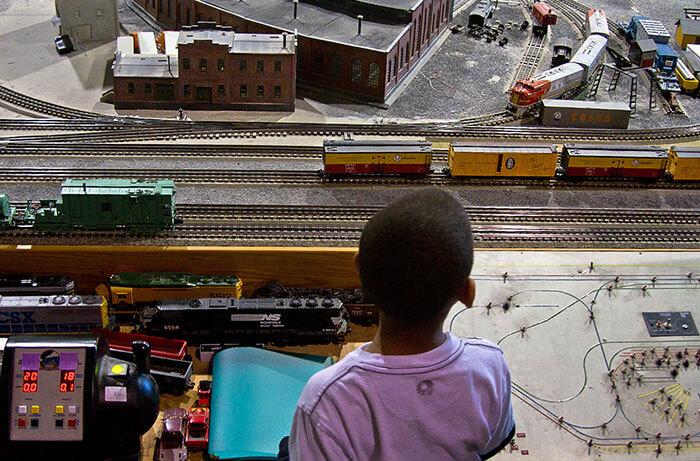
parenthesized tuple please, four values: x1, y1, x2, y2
(198, 0, 410, 51)
(113, 54, 179, 78)
(632, 38, 657, 53)
(178, 29, 296, 54)
(353, 0, 422, 10)
(680, 19, 700, 36)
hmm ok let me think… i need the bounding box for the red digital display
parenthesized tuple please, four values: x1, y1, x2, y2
(22, 371, 38, 393)
(60, 370, 76, 393)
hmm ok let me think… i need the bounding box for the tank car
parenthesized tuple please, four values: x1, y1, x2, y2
(32, 179, 176, 232)
(323, 140, 432, 175)
(449, 143, 558, 177)
(141, 297, 348, 345)
(96, 272, 242, 306)
(561, 144, 668, 179)
(0, 294, 108, 335)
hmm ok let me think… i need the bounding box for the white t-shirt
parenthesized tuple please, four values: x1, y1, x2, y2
(290, 333, 515, 460)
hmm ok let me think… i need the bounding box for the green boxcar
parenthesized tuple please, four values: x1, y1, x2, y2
(33, 179, 176, 231)
(0, 194, 14, 228)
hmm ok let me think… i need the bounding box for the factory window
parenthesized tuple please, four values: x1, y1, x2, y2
(156, 84, 176, 101)
(101, 203, 112, 212)
(313, 51, 324, 74)
(257, 85, 264, 98)
(239, 59, 247, 72)
(387, 59, 392, 82)
(183, 85, 190, 97)
(417, 15, 422, 49)
(218, 59, 225, 72)
(274, 85, 281, 98)
(393, 58, 397, 77)
(145, 83, 152, 95)
(218, 85, 225, 97)
(405, 44, 410, 65)
(400, 48, 404, 67)
(330, 54, 341, 79)
(128, 82, 134, 94)
(167, 0, 172, 17)
(158, 0, 163, 13)
(183, 58, 190, 70)
(274, 60, 282, 73)
(368, 63, 379, 86)
(240, 85, 247, 98)
(199, 58, 207, 71)
(351, 59, 362, 82)
(257, 60, 264, 73)
(96, 9, 104, 17)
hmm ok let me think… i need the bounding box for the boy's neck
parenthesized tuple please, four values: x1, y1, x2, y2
(365, 314, 448, 356)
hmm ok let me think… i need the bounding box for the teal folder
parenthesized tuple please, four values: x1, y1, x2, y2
(209, 347, 333, 460)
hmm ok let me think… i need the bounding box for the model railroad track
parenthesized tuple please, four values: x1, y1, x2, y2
(3, 122, 700, 143)
(177, 204, 700, 226)
(2, 168, 699, 189)
(506, 34, 547, 92)
(0, 85, 105, 120)
(547, 0, 627, 42)
(3, 223, 697, 246)
(647, 74, 688, 117)
(458, 111, 518, 126)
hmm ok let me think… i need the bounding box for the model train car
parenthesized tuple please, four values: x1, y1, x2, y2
(0, 294, 108, 334)
(510, 9, 609, 111)
(532, 2, 557, 36)
(323, 139, 433, 175)
(562, 144, 668, 178)
(140, 297, 348, 345)
(322, 140, 700, 181)
(0, 179, 176, 232)
(0, 275, 74, 295)
(96, 272, 242, 305)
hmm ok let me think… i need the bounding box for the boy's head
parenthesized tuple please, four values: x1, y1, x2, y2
(356, 188, 474, 326)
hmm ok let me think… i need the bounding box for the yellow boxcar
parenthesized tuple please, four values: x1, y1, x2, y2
(448, 143, 558, 177)
(323, 140, 432, 174)
(96, 272, 243, 305)
(668, 147, 700, 181)
(675, 60, 699, 94)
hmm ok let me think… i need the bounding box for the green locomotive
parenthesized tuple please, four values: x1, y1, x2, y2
(2, 179, 177, 232)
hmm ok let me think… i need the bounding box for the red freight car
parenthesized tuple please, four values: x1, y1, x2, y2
(533, 2, 557, 26)
(323, 140, 433, 175)
(561, 145, 669, 179)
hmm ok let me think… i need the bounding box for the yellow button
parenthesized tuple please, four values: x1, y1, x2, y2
(30, 405, 40, 414)
(55, 405, 64, 415)
(110, 364, 126, 376)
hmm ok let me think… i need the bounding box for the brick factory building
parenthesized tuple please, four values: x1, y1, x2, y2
(113, 24, 296, 110)
(132, 0, 454, 104)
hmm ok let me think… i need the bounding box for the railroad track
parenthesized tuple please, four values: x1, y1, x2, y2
(177, 204, 700, 226)
(2, 223, 697, 246)
(459, 111, 518, 126)
(3, 122, 700, 143)
(0, 85, 104, 120)
(506, 33, 547, 92)
(2, 168, 699, 189)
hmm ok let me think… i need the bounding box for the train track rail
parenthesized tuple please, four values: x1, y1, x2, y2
(177, 204, 700, 226)
(2, 223, 697, 246)
(506, 33, 547, 91)
(1, 167, 699, 189)
(0, 85, 104, 120)
(3, 121, 700, 143)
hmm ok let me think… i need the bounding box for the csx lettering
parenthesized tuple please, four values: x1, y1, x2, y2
(0, 312, 36, 324)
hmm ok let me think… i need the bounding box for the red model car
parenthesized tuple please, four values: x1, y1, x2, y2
(196, 380, 211, 408)
(185, 407, 210, 450)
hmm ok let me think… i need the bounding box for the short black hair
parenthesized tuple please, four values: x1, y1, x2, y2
(357, 188, 473, 325)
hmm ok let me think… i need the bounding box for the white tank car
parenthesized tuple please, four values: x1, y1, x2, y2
(532, 63, 586, 97)
(585, 9, 609, 37)
(570, 34, 608, 80)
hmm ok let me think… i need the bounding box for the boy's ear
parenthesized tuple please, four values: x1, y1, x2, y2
(458, 277, 476, 308)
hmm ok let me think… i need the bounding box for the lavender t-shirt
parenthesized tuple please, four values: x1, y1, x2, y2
(289, 333, 514, 460)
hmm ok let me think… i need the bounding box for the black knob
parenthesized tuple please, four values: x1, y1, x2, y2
(305, 298, 318, 307)
(289, 298, 302, 308)
(322, 298, 335, 307)
(132, 340, 151, 374)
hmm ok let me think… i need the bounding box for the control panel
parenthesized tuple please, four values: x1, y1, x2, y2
(9, 347, 85, 441)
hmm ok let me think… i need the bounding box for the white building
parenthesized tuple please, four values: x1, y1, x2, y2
(55, 0, 118, 45)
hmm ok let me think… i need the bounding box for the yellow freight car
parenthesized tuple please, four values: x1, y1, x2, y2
(675, 60, 699, 94)
(96, 272, 243, 305)
(668, 147, 700, 181)
(448, 143, 558, 177)
(323, 140, 432, 175)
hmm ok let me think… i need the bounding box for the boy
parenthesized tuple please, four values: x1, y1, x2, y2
(289, 188, 515, 460)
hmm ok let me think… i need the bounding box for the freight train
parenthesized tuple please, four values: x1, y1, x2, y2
(510, 9, 610, 112)
(0, 179, 176, 232)
(323, 140, 700, 181)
